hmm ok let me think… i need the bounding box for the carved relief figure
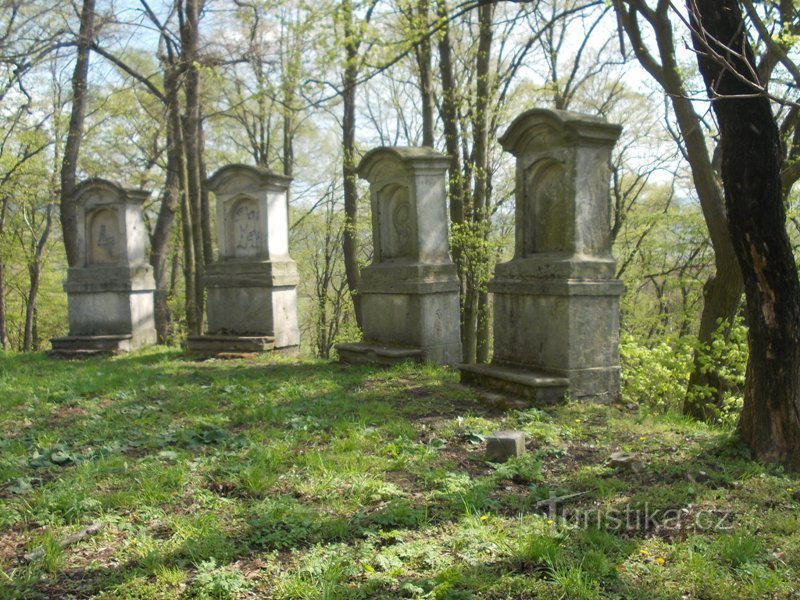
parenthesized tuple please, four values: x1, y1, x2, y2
(232, 199, 261, 258)
(391, 196, 411, 257)
(378, 185, 413, 260)
(88, 208, 120, 265)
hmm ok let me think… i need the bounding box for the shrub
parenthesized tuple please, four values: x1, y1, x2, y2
(620, 334, 693, 412)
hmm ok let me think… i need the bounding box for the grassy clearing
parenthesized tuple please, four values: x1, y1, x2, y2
(0, 348, 798, 599)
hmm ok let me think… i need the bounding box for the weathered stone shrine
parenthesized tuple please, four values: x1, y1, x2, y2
(461, 109, 623, 402)
(186, 164, 299, 354)
(336, 147, 461, 365)
(50, 179, 157, 355)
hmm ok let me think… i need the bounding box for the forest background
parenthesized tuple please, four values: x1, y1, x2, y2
(2, 0, 800, 427)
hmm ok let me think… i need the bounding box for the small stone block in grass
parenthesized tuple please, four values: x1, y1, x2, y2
(486, 430, 526, 462)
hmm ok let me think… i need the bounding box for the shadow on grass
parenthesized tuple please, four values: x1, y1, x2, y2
(5, 352, 788, 598)
(15, 512, 657, 600)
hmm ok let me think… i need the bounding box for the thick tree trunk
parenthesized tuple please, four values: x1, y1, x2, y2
(60, 0, 95, 267)
(436, 0, 469, 360)
(341, 0, 363, 328)
(690, 0, 800, 471)
(148, 58, 184, 343)
(179, 0, 205, 334)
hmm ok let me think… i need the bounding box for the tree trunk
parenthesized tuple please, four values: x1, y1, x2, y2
(23, 204, 53, 351)
(436, 0, 464, 228)
(690, 0, 800, 472)
(198, 120, 212, 268)
(615, 1, 743, 419)
(0, 195, 8, 350)
(149, 113, 180, 342)
(415, 0, 435, 147)
(0, 259, 7, 350)
(464, 2, 494, 364)
(282, 57, 297, 177)
(179, 170, 198, 336)
(685, 251, 742, 419)
(171, 63, 197, 336)
(670, 94, 743, 419)
(23, 262, 42, 352)
(179, 0, 205, 335)
(59, 0, 95, 267)
(476, 289, 490, 362)
(341, 0, 363, 328)
(283, 110, 295, 177)
(436, 0, 469, 359)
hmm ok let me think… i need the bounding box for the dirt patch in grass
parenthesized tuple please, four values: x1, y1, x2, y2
(0, 526, 29, 564)
(384, 469, 422, 492)
(46, 404, 88, 428)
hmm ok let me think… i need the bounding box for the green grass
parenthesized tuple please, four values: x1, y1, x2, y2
(0, 348, 798, 598)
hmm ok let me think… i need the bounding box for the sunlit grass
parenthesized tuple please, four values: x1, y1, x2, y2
(0, 349, 798, 598)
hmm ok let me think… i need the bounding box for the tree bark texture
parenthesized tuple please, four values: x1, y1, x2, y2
(0, 194, 8, 349)
(690, 0, 800, 471)
(463, 2, 494, 364)
(148, 62, 182, 342)
(179, 0, 206, 334)
(0, 258, 6, 350)
(59, 0, 95, 267)
(341, 0, 363, 329)
(436, 0, 464, 229)
(23, 204, 52, 351)
(415, 0, 435, 147)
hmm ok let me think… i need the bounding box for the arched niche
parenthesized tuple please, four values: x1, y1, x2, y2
(523, 160, 568, 255)
(88, 207, 121, 265)
(378, 183, 413, 261)
(227, 196, 262, 258)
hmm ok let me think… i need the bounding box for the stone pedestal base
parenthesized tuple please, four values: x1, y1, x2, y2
(55, 265, 157, 357)
(460, 363, 568, 405)
(185, 334, 277, 356)
(50, 332, 156, 357)
(489, 265, 623, 402)
(204, 259, 299, 349)
(336, 341, 423, 366)
(341, 263, 461, 366)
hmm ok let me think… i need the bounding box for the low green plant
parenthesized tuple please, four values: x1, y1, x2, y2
(713, 533, 763, 569)
(516, 533, 562, 569)
(1, 351, 799, 598)
(686, 316, 748, 426)
(620, 333, 693, 412)
(548, 564, 601, 600)
(31, 530, 65, 574)
(191, 559, 249, 599)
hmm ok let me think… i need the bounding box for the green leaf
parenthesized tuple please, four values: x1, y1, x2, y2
(50, 450, 73, 465)
(7, 477, 33, 495)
